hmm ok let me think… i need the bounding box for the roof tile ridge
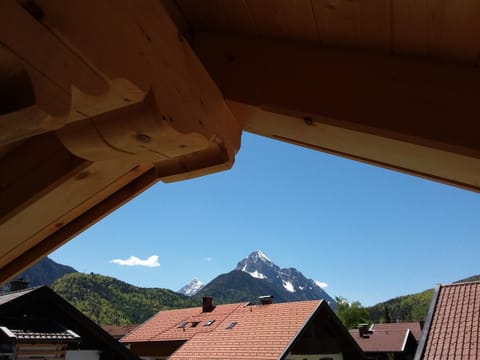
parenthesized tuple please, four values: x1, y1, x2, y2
(441, 279, 480, 287)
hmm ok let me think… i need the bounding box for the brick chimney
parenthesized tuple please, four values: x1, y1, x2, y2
(358, 323, 371, 338)
(10, 278, 29, 291)
(202, 296, 214, 312)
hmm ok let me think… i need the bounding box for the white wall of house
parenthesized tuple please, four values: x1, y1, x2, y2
(65, 350, 101, 360)
(285, 353, 344, 360)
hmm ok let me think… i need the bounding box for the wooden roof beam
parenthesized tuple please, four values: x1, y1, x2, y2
(0, 1, 241, 284)
(193, 32, 480, 192)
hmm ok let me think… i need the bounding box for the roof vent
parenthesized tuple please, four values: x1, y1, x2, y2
(259, 295, 273, 305)
(10, 278, 29, 292)
(358, 323, 372, 338)
(202, 296, 214, 312)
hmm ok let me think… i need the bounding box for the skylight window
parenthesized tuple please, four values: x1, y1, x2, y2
(177, 321, 188, 328)
(190, 321, 200, 328)
(204, 320, 215, 326)
(226, 322, 237, 329)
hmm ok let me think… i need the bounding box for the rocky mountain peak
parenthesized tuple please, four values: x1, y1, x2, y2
(233, 250, 334, 304)
(235, 250, 280, 280)
(178, 278, 204, 296)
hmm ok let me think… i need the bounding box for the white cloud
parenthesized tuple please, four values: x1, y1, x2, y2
(110, 255, 160, 268)
(315, 280, 328, 289)
(203, 256, 213, 262)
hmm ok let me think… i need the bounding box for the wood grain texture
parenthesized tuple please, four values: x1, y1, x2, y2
(195, 32, 480, 157)
(0, 0, 241, 283)
(311, 0, 392, 50)
(230, 101, 480, 192)
(247, 0, 318, 42)
(0, 166, 158, 285)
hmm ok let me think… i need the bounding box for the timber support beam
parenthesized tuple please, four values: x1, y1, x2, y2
(0, 1, 241, 284)
(194, 32, 480, 192)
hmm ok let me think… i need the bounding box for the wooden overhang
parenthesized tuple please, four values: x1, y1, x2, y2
(0, 0, 479, 284)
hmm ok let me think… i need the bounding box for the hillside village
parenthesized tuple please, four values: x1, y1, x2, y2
(1, 254, 479, 359)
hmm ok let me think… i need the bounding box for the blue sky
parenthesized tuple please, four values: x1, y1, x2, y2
(51, 132, 480, 306)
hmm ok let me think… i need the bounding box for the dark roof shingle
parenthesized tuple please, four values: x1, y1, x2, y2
(372, 322, 422, 342)
(350, 328, 411, 353)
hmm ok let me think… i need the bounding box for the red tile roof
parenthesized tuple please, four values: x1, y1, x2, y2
(419, 281, 480, 359)
(349, 328, 412, 353)
(122, 300, 324, 360)
(121, 303, 246, 342)
(169, 300, 322, 360)
(373, 322, 422, 341)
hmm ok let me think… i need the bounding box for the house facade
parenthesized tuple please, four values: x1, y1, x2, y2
(0, 286, 139, 360)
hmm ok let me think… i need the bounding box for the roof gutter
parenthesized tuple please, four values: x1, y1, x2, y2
(414, 285, 441, 360)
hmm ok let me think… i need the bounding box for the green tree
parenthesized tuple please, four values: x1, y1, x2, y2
(52, 273, 200, 325)
(383, 304, 392, 323)
(335, 296, 370, 329)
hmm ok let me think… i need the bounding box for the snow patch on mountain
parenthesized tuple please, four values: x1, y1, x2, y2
(256, 250, 271, 263)
(282, 280, 295, 293)
(249, 270, 267, 279)
(178, 278, 204, 296)
(314, 280, 328, 289)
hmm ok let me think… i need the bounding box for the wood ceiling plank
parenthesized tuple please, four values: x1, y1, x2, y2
(392, 0, 429, 57)
(245, 0, 318, 42)
(212, 0, 256, 35)
(194, 32, 480, 192)
(175, 0, 224, 31)
(177, 0, 256, 35)
(35, 0, 240, 151)
(195, 32, 480, 157)
(36, 0, 151, 91)
(425, 0, 480, 63)
(0, 1, 108, 115)
(311, 0, 391, 50)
